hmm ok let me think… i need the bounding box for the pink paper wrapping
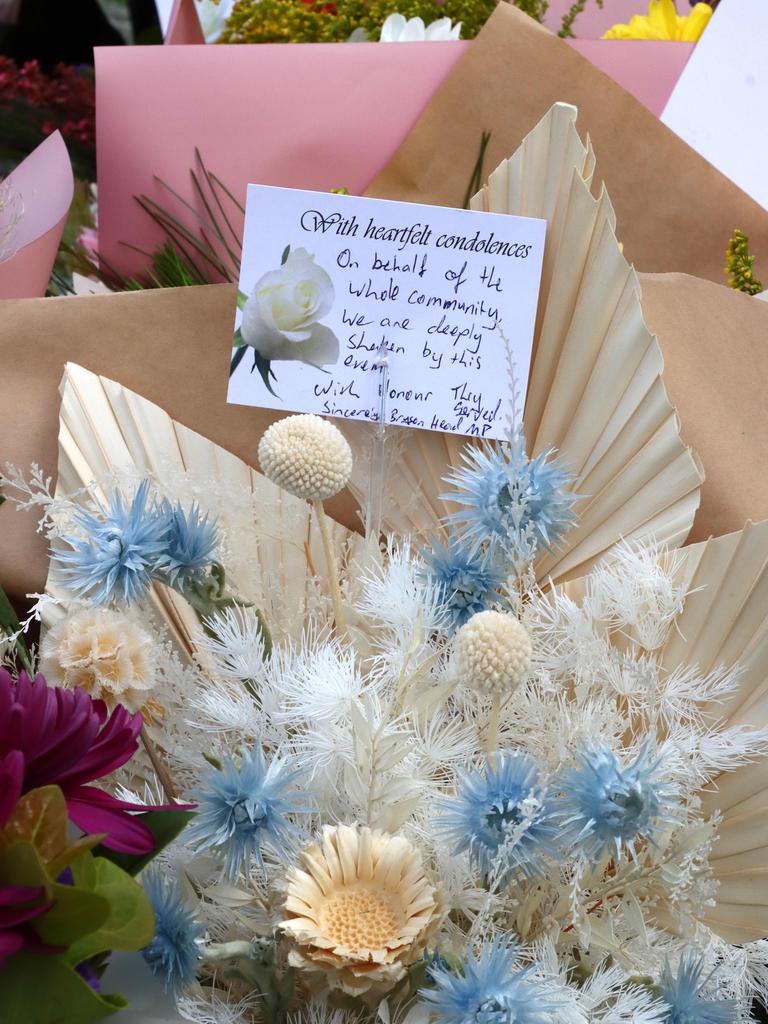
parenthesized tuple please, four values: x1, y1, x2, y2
(95, 32, 691, 280)
(569, 39, 693, 116)
(0, 131, 74, 299)
(94, 42, 469, 278)
(165, 0, 204, 43)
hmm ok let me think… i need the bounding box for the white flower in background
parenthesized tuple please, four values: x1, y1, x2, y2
(379, 13, 462, 42)
(195, 0, 236, 43)
(240, 248, 339, 367)
(40, 606, 155, 709)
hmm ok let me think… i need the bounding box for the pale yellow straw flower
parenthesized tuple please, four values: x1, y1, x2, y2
(280, 824, 440, 998)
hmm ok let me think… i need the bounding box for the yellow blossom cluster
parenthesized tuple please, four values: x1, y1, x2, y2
(602, 0, 712, 41)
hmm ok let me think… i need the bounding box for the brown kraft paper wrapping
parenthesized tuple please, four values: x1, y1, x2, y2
(1, 276, 767, 602)
(365, 3, 768, 286)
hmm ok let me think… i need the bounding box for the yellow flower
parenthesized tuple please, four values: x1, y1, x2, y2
(602, 0, 712, 41)
(280, 824, 440, 998)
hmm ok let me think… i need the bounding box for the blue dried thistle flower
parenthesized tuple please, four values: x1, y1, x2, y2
(422, 937, 565, 1024)
(55, 480, 219, 605)
(423, 539, 504, 633)
(187, 746, 307, 880)
(442, 441, 578, 562)
(141, 870, 203, 993)
(553, 743, 680, 863)
(659, 954, 736, 1024)
(439, 751, 558, 880)
(56, 479, 168, 604)
(159, 498, 218, 587)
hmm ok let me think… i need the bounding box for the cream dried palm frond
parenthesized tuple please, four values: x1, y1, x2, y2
(280, 824, 440, 997)
(346, 103, 704, 585)
(559, 519, 768, 942)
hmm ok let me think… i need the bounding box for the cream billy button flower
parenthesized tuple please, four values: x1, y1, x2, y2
(39, 606, 155, 710)
(452, 609, 531, 697)
(259, 414, 353, 502)
(280, 824, 440, 997)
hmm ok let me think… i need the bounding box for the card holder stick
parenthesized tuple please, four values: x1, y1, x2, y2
(365, 340, 390, 543)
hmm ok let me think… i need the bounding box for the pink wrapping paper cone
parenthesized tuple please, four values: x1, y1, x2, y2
(94, 42, 469, 279)
(165, 0, 205, 43)
(95, 30, 692, 282)
(0, 132, 74, 299)
(570, 39, 693, 115)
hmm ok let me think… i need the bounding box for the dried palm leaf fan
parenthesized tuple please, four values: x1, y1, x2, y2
(562, 519, 768, 942)
(45, 362, 367, 652)
(348, 103, 704, 583)
(666, 520, 768, 943)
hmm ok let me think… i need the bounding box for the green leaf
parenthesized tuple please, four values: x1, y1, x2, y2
(236, 289, 249, 310)
(35, 882, 111, 947)
(280, 244, 291, 265)
(0, 952, 127, 1024)
(230, 343, 248, 377)
(232, 326, 245, 349)
(0, 786, 102, 878)
(92, 808, 196, 877)
(70, 847, 98, 890)
(66, 857, 155, 964)
(0, 839, 54, 887)
(0, 841, 110, 946)
(251, 349, 280, 398)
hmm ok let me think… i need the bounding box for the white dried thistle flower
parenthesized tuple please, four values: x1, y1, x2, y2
(258, 414, 352, 501)
(39, 606, 155, 709)
(452, 609, 532, 696)
(280, 823, 440, 998)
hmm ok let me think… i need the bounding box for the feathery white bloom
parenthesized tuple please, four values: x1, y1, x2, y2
(273, 639, 367, 723)
(186, 679, 264, 737)
(587, 541, 688, 651)
(195, 605, 269, 684)
(178, 990, 259, 1023)
(288, 1003, 360, 1024)
(410, 713, 479, 772)
(357, 542, 448, 638)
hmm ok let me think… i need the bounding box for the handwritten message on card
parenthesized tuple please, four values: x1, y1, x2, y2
(228, 186, 545, 440)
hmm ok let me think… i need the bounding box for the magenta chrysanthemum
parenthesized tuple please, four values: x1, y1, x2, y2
(0, 669, 155, 854)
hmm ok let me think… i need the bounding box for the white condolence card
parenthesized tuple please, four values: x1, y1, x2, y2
(227, 186, 546, 441)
